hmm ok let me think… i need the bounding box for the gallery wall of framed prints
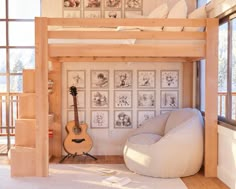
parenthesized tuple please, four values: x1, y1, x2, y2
(63, 0, 143, 18)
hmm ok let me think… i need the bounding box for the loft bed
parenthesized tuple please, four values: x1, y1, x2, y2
(32, 17, 218, 177)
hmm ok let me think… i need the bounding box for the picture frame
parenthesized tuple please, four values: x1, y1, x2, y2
(63, 0, 81, 8)
(114, 90, 132, 108)
(84, 0, 101, 9)
(63, 10, 81, 18)
(160, 90, 179, 108)
(91, 110, 109, 128)
(137, 110, 155, 127)
(91, 90, 109, 108)
(104, 0, 122, 9)
(67, 70, 85, 89)
(161, 70, 179, 89)
(137, 70, 155, 89)
(125, 0, 142, 10)
(91, 70, 109, 89)
(67, 110, 85, 123)
(114, 110, 132, 128)
(84, 10, 101, 18)
(104, 10, 122, 18)
(114, 70, 132, 89)
(137, 90, 155, 108)
(67, 90, 86, 109)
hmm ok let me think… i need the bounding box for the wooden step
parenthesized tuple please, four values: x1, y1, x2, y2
(15, 119, 36, 148)
(10, 146, 36, 177)
(23, 69, 35, 93)
(18, 93, 35, 119)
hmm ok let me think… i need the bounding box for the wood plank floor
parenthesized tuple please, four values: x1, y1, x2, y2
(0, 155, 229, 189)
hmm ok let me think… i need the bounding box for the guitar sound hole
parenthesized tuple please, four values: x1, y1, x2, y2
(73, 126, 81, 134)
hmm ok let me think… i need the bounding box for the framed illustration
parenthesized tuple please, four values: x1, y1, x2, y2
(63, 0, 81, 8)
(63, 10, 81, 18)
(114, 70, 132, 89)
(105, 0, 122, 9)
(114, 110, 132, 128)
(68, 90, 85, 109)
(125, 0, 142, 9)
(137, 70, 155, 89)
(114, 90, 132, 108)
(91, 110, 109, 128)
(67, 110, 85, 123)
(67, 70, 85, 89)
(161, 70, 179, 88)
(137, 110, 155, 127)
(104, 10, 121, 18)
(160, 90, 179, 108)
(91, 70, 109, 88)
(137, 90, 155, 108)
(84, 0, 101, 8)
(91, 90, 109, 108)
(84, 10, 101, 18)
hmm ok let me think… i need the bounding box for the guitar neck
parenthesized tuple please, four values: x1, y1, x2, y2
(73, 96, 80, 126)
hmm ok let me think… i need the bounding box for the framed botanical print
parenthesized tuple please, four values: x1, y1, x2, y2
(91, 70, 109, 89)
(125, 0, 142, 9)
(67, 110, 85, 123)
(105, 0, 122, 9)
(161, 70, 179, 88)
(64, 0, 81, 8)
(67, 90, 86, 109)
(114, 70, 132, 89)
(137, 90, 155, 108)
(104, 10, 122, 18)
(114, 110, 132, 128)
(160, 90, 179, 108)
(91, 110, 109, 128)
(63, 10, 81, 18)
(137, 70, 155, 89)
(91, 90, 109, 108)
(137, 110, 155, 127)
(84, 0, 101, 8)
(114, 90, 132, 108)
(84, 10, 101, 18)
(67, 70, 85, 89)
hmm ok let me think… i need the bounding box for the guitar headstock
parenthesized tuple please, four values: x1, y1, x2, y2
(70, 86, 77, 97)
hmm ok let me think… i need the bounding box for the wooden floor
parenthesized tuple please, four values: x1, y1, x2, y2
(0, 155, 229, 189)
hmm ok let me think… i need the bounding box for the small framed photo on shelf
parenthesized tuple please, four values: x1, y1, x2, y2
(137, 110, 155, 127)
(67, 90, 86, 109)
(63, 0, 81, 8)
(114, 70, 132, 89)
(161, 70, 179, 89)
(104, 10, 122, 18)
(67, 110, 85, 123)
(67, 70, 85, 89)
(91, 110, 109, 128)
(160, 90, 179, 108)
(84, 0, 101, 8)
(114, 90, 132, 108)
(91, 90, 109, 108)
(125, 0, 142, 9)
(114, 110, 132, 128)
(91, 70, 109, 88)
(137, 70, 155, 89)
(137, 90, 155, 108)
(105, 0, 122, 9)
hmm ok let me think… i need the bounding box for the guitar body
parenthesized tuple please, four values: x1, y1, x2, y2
(64, 121, 93, 155)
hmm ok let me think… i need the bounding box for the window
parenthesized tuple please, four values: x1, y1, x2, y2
(218, 13, 236, 125)
(0, 0, 40, 154)
(197, 0, 211, 8)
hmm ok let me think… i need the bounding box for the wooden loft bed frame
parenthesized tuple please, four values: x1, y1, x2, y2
(34, 17, 218, 177)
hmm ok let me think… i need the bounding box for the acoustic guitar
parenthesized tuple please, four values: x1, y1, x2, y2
(63, 86, 93, 155)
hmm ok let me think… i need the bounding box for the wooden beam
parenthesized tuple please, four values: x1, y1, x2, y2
(204, 18, 219, 177)
(49, 44, 205, 58)
(47, 18, 206, 28)
(35, 17, 49, 177)
(183, 62, 193, 108)
(48, 30, 205, 40)
(53, 57, 190, 63)
(48, 61, 62, 157)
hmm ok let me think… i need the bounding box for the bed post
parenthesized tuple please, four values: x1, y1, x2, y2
(204, 18, 219, 177)
(35, 17, 49, 177)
